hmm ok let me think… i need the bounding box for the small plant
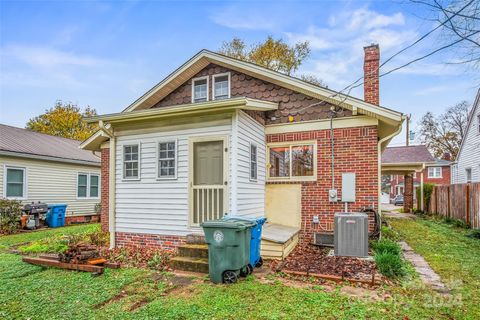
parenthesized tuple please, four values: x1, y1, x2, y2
(147, 251, 170, 271)
(374, 251, 406, 278)
(381, 226, 400, 241)
(0, 199, 22, 234)
(371, 238, 401, 256)
(86, 230, 109, 247)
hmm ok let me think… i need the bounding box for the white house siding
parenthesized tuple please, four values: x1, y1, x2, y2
(234, 111, 266, 217)
(0, 155, 100, 216)
(452, 96, 480, 184)
(114, 116, 233, 236)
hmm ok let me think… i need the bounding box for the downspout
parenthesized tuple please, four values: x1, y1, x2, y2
(377, 119, 404, 231)
(99, 121, 116, 249)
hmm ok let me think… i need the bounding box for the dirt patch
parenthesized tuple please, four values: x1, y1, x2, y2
(274, 245, 376, 281)
(94, 290, 129, 309)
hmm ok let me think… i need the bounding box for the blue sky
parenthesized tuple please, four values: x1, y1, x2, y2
(0, 0, 478, 145)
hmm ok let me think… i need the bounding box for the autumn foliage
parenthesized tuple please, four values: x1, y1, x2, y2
(26, 101, 98, 141)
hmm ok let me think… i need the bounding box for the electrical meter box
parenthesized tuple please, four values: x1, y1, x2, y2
(341, 173, 356, 202)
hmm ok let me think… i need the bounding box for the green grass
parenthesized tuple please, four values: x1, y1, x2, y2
(0, 222, 476, 319)
(389, 217, 480, 319)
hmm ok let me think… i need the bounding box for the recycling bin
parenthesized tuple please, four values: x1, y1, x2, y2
(46, 204, 67, 228)
(201, 218, 256, 284)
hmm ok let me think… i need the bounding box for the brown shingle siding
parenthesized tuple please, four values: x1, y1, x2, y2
(152, 63, 352, 125)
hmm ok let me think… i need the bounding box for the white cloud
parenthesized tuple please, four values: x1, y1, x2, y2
(347, 9, 404, 30)
(1, 45, 105, 68)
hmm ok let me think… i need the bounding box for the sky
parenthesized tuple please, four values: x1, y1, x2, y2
(0, 0, 478, 145)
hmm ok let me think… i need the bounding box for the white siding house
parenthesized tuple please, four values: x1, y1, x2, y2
(0, 124, 101, 217)
(452, 89, 480, 184)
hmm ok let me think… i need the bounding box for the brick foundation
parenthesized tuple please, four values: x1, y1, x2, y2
(101, 148, 110, 232)
(65, 214, 100, 225)
(115, 232, 187, 250)
(267, 125, 379, 244)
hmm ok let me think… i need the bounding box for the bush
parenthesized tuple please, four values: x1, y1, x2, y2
(374, 251, 406, 278)
(371, 238, 401, 256)
(381, 226, 401, 241)
(0, 199, 22, 234)
(416, 183, 435, 212)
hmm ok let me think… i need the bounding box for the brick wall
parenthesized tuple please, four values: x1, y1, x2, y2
(267, 125, 379, 244)
(65, 214, 100, 225)
(101, 148, 109, 232)
(116, 232, 186, 250)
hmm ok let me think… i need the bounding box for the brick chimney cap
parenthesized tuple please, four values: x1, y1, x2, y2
(364, 43, 379, 50)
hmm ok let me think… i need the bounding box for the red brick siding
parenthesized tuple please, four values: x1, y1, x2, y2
(116, 232, 186, 250)
(267, 125, 379, 244)
(363, 45, 380, 105)
(65, 214, 100, 225)
(101, 148, 109, 232)
(152, 63, 352, 125)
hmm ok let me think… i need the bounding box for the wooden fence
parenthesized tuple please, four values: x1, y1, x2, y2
(428, 182, 480, 229)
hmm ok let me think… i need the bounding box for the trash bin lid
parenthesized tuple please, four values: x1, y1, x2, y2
(223, 215, 266, 226)
(201, 218, 255, 229)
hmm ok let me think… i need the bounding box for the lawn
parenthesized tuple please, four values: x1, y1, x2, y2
(0, 221, 477, 319)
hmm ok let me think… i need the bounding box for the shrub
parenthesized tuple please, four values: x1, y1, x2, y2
(374, 251, 406, 278)
(416, 183, 435, 212)
(147, 251, 170, 271)
(86, 230, 109, 247)
(371, 238, 401, 256)
(381, 226, 400, 241)
(0, 199, 22, 234)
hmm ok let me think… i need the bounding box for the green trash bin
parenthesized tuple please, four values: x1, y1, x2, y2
(201, 219, 256, 284)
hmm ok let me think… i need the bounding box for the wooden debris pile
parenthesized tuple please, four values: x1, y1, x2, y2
(22, 243, 119, 275)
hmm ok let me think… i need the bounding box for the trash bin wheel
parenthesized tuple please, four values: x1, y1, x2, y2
(222, 271, 238, 284)
(255, 257, 264, 268)
(240, 264, 253, 277)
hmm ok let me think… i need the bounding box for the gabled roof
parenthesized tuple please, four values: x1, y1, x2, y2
(123, 50, 403, 125)
(382, 145, 435, 164)
(455, 88, 480, 163)
(0, 124, 100, 166)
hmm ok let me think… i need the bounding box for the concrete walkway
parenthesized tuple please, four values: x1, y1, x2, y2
(399, 242, 449, 293)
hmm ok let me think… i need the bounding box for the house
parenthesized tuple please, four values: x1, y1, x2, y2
(0, 124, 101, 224)
(81, 45, 404, 258)
(381, 145, 435, 212)
(452, 88, 480, 184)
(389, 155, 451, 200)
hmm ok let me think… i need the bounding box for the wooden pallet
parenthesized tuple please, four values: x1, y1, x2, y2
(23, 257, 105, 274)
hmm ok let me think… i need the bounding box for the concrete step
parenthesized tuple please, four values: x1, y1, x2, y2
(170, 256, 209, 273)
(177, 244, 208, 259)
(186, 233, 206, 245)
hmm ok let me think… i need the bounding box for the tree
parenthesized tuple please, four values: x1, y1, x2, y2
(417, 100, 471, 159)
(410, 0, 480, 69)
(26, 101, 98, 141)
(219, 36, 323, 84)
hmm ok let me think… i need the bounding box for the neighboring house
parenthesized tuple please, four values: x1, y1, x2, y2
(0, 124, 101, 223)
(452, 88, 480, 184)
(389, 157, 451, 200)
(81, 45, 404, 257)
(381, 145, 436, 211)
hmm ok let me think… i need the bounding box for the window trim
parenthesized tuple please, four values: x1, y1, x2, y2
(3, 165, 27, 200)
(122, 143, 141, 181)
(76, 172, 100, 200)
(212, 72, 231, 101)
(156, 139, 178, 180)
(249, 142, 258, 182)
(191, 76, 209, 103)
(427, 166, 442, 178)
(267, 140, 317, 182)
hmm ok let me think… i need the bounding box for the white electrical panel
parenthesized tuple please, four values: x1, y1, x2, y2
(341, 173, 356, 202)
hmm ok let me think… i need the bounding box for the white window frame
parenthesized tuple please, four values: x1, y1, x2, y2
(466, 167, 472, 183)
(212, 72, 231, 100)
(3, 165, 27, 200)
(249, 142, 258, 181)
(428, 167, 442, 178)
(191, 76, 209, 103)
(122, 143, 141, 181)
(77, 172, 100, 199)
(156, 139, 178, 180)
(267, 140, 317, 182)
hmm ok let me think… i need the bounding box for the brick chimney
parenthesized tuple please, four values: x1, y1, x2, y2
(363, 44, 380, 105)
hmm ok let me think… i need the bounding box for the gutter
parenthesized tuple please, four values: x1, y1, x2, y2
(99, 121, 116, 249)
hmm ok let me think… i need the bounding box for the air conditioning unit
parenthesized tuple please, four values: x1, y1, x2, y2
(334, 212, 368, 257)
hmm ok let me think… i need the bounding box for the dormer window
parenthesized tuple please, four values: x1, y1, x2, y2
(213, 73, 230, 100)
(192, 76, 208, 103)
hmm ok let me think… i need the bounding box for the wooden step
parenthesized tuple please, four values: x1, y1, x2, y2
(177, 244, 208, 259)
(170, 256, 209, 273)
